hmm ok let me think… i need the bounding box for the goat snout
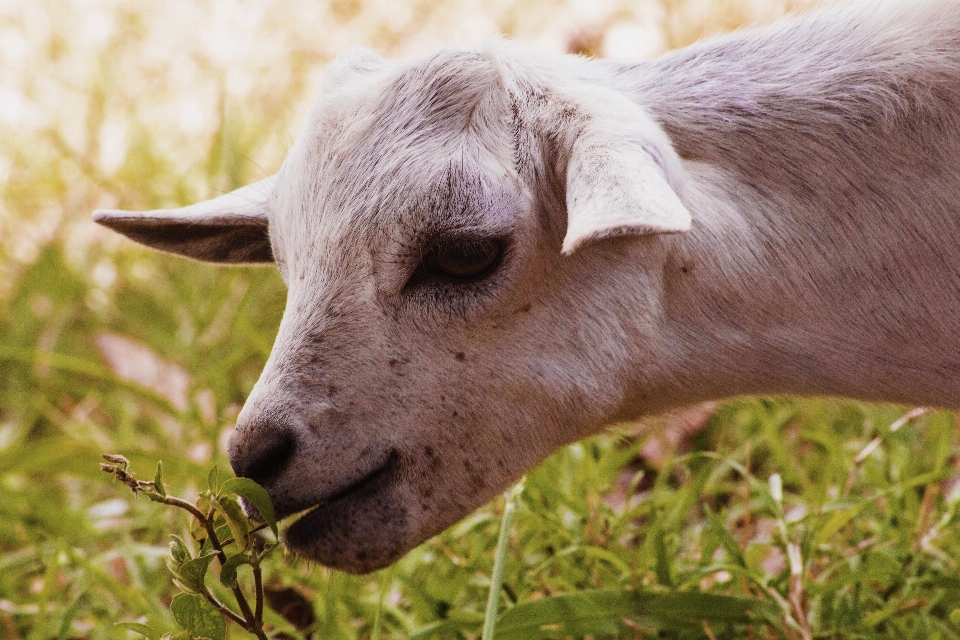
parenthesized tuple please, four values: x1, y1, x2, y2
(228, 419, 296, 488)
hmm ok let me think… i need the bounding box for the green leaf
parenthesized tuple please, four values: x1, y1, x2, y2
(221, 477, 278, 537)
(863, 604, 898, 627)
(57, 593, 83, 640)
(495, 589, 777, 640)
(208, 465, 219, 494)
(409, 612, 486, 639)
(815, 503, 866, 546)
(169, 535, 190, 565)
(653, 528, 674, 587)
(171, 593, 225, 640)
(172, 552, 218, 594)
(704, 506, 746, 567)
(190, 518, 208, 543)
(219, 553, 251, 587)
(215, 495, 250, 552)
(115, 622, 162, 640)
(213, 523, 232, 546)
(154, 460, 166, 497)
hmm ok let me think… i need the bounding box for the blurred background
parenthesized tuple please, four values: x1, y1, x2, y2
(7, 1, 960, 639)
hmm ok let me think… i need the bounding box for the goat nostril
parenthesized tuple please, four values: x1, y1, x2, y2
(236, 429, 295, 486)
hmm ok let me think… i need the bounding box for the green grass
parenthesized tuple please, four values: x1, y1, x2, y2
(3, 234, 959, 638)
(3, 1, 959, 638)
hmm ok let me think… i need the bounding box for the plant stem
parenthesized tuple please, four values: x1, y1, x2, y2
(371, 563, 397, 640)
(201, 511, 267, 639)
(200, 589, 248, 627)
(254, 560, 264, 623)
(482, 478, 525, 640)
(157, 494, 209, 522)
(102, 457, 270, 638)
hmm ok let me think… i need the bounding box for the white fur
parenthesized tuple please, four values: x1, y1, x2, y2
(94, 0, 960, 573)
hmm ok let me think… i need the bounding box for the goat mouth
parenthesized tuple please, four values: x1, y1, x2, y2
(281, 452, 409, 572)
(284, 452, 399, 521)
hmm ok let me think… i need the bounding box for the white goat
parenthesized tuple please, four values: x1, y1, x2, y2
(94, 0, 960, 573)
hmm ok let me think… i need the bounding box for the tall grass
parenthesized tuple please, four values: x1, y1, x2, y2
(2, 0, 959, 638)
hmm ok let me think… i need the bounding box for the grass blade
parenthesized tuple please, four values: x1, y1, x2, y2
(494, 589, 778, 639)
(482, 478, 525, 640)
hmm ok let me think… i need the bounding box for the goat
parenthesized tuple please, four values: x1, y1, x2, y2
(94, 0, 960, 573)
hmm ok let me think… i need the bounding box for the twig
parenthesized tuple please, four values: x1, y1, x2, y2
(200, 508, 266, 640)
(101, 455, 269, 639)
(199, 590, 248, 627)
(254, 554, 265, 624)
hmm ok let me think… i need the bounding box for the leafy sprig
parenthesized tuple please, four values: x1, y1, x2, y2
(101, 454, 279, 640)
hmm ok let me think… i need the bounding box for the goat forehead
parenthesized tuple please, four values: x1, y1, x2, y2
(374, 49, 502, 127)
(272, 153, 518, 277)
(272, 49, 518, 261)
(324, 50, 508, 169)
(380, 163, 521, 236)
(344, 163, 521, 260)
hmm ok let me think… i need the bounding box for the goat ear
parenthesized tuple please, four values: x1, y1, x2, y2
(93, 176, 275, 264)
(558, 88, 692, 255)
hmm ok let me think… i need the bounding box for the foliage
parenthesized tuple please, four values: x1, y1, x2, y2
(3, 0, 960, 638)
(99, 455, 279, 640)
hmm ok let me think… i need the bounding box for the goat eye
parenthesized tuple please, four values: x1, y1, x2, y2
(420, 239, 503, 283)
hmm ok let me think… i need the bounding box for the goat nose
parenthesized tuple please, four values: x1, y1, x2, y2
(228, 424, 295, 487)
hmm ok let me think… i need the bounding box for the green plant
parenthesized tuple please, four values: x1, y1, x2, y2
(100, 455, 279, 640)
